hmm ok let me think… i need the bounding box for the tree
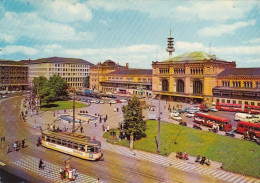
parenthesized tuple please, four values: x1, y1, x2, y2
(123, 96, 146, 140)
(83, 76, 90, 88)
(39, 86, 55, 103)
(46, 75, 68, 99)
(33, 76, 47, 93)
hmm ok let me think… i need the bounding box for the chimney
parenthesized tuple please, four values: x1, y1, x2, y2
(126, 63, 129, 69)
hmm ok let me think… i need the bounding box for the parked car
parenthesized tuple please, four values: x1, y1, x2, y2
(95, 100, 100, 104)
(109, 100, 116, 104)
(90, 99, 96, 103)
(200, 108, 209, 112)
(171, 110, 180, 116)
(208, 107, 218, 112)
(186, 111, 196, 118)
(2, 95, 8, 98)
(170, 114, 182, 122)
(120, 99, 128, 103)
(187, 109, 199, 113)
(100, 100, 105, 104)
(190, 106, 200, 110)
(116, 99, 122, 103)
(177, 108, 189, 114)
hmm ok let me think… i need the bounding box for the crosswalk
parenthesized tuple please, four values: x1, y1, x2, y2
(102, 142, 260, 183)
(13, 156, 98, 183)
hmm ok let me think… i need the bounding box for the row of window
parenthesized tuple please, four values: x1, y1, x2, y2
(190, 69, 203, 75)
(64, 77, 84, 82)
(52, 64, 89, 68)
(159, 68, 169, 74)
(216, 98, 260, 106)
(222, 81, 260, 88)
(50, 72, 88, 76)
(68, 83, 83, 87)
(174, 69, 185, 74)
(49, 68, 89, 72)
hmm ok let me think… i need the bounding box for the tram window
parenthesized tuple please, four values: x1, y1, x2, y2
(57, 138, 61, 145)
(87, 146, 94, 152)
(254, 127, 260, 132)
(62, 140, 67, 146)
(74, 143, 79, 149)
(68, 141, 72, 148)
(46, 136, 50, 142)
(51, 137, 56, 143)
(239, 124, 243, 128)
(80, 145, 85, 151)
(94, 146, 101, 152)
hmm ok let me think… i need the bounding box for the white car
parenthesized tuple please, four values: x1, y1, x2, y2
(186, 113, 195, 118)
(90, 99, 96, 103)
(171, 115, 182, 122)
(2, 95, 8, 98)
(100, 100, 105, 104)
(171, 111, 180, 116)
(120, 99, 128, 103)
(188, 109, 199, 113)
(208, 107, 218, 112)
(109, 100, 116, 104)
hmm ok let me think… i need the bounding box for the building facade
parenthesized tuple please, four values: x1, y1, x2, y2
(100, 69, 152, 97)
(0, 61, 28, 91)
(89, 60, 128, 91)
(213, 68, 260, 106)
(20, 57, 93, 89)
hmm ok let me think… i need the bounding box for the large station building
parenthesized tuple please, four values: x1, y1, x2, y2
(20, 57, 93, 89)
(0, 60, 28, 91)
(152, 33, 236, 104)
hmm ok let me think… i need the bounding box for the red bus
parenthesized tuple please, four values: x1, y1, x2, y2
(236, 121, 260, 138)
(216, 103, 242, 112)
(244, 105, 260, 114)
(216, 103, 260, 114)
(194, 112, 232, 132)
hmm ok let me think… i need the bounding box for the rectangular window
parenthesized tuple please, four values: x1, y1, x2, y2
(221, 99, 225, 103)
(57, 138, 61, 145)
(62, 140, 67, 146)
(258, 103, 260, 106)
(227, 100, 230, 104)
(216, 99, 220, 103)
(233, 100, 236, 104)
(239, 101, 242, 104)
(73, 143, 79, 149)
(251, 102, 255, 106)
(245, 101, 249, 105)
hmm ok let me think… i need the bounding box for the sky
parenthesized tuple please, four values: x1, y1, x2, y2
(0, 0, 260, 69)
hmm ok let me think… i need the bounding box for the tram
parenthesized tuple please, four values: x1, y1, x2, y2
(41, 130, 103, 161)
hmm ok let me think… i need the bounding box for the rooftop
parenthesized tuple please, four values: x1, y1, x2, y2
(108, 69, 152, 75)
(19, 57, 94, 65)
(0, 60, 26, 66)
(218, 68, 260, 77)
(163, 51, 224, 62)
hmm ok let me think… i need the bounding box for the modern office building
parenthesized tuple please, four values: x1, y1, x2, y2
(20, 57, 93, 89)
(152, 33, 236, 104)
(213, 68, 260, 106)
(0, 60, 28, 91)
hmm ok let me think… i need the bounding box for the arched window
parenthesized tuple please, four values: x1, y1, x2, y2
(176, 79, 185, 93)
(193, 80, 203, 94)
(162, 79, 169, 92)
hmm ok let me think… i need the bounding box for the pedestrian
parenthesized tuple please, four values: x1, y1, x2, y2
(117, 108, 119, 112)
(7, 145, 10, 153)
(37, 137, 41, 147)
(110, 103, 111, 106)
(105, 114, 107, 121)
(39, 159, 44, 170)
(22, 139, 25, 148)
(114, 107, 116, 112)
(95, 121, 97, 127)
(60, 168, 64, 179)
(107, 125, 110, 132)
(80, 126, 83, 133)
(102, 124, 105, 132)
(47, 124, 50, 130)
(13, 142, 17, 151)
(99, 116, 102, 123)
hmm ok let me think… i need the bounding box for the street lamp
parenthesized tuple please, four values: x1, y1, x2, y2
(157, 92, 161, 153)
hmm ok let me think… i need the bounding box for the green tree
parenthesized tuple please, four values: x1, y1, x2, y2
(83, 76, 90, 88)
(46, 75, 68, 99)
(39, 86, 55, 103)
(33, 76, 47, 93)
(123, 96, 146, 140)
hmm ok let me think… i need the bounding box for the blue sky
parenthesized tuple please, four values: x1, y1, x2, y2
(0, 0, 260, 68)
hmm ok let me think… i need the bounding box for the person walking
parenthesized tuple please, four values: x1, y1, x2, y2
(95, 121, 97, 127)
(39, 159, 44, 170)
(7, 145, 10, 153)
(80, 126, 83, 133)
(13, 142, 17, 151)
(37, 137, 41, 147)
(22, 139, 25, 148)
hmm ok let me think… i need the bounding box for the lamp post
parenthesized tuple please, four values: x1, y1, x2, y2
(130, 110, 136, 150)
(72, 88, 75, 133)
(157, 91, 161, 153)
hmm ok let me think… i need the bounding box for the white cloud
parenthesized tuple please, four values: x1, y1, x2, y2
(198, 20, 256, 37)
(212, 45, 260, 56)
(3, 45, 38, 55)
(0, 12, 94, 42)
(34, 0, 92, 23)
(175, 41, 206, 53)
(247, 38, 260, 44)
(0, 33, 16, 43)
(88, 0, 256, 22)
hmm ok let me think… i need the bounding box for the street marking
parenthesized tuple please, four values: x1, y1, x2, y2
(0, 161, 6, 166)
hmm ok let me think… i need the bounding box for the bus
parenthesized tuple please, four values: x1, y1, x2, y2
(194, 112, 232, 132)
(41, 130, 103, 161)
(216, 103, 242, 112)
(216, 103, 260, 114)
(236, 121, 260, 138)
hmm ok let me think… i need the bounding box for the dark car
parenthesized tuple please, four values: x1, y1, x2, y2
(177, 108, 189, 114)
